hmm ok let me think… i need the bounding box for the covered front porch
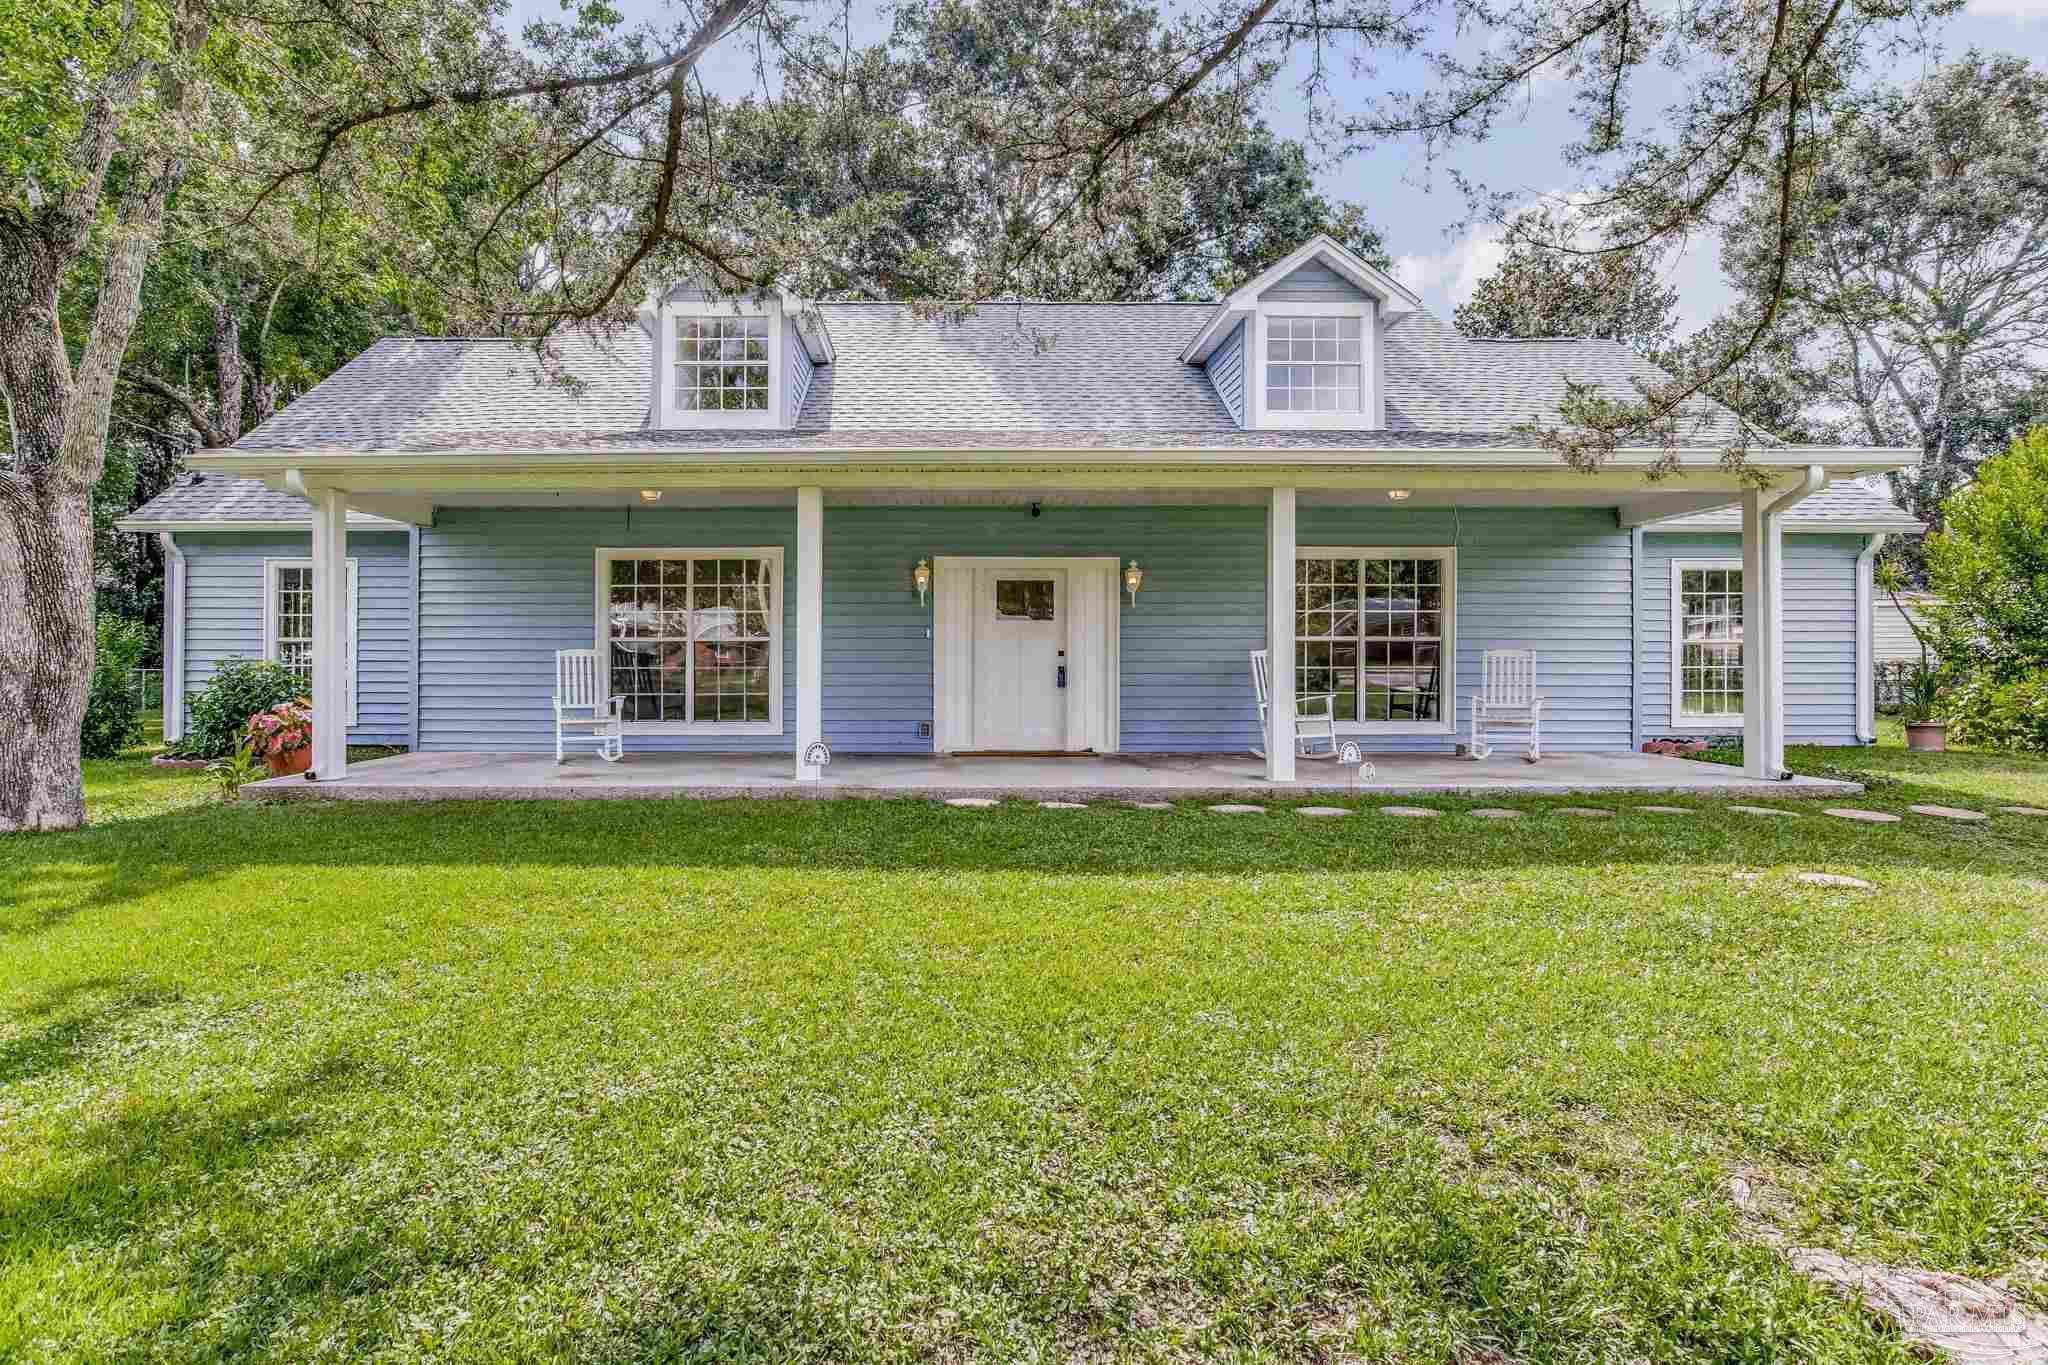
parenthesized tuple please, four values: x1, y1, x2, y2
(244, 747, 1862, 802)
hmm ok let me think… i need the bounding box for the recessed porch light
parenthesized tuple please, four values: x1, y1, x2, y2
(639, 489, 662, 503)
(1386, 488, 1412, 502)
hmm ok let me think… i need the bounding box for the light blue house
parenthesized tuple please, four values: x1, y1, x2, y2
(120, 237, 1921, 786)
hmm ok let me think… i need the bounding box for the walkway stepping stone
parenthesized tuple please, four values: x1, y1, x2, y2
(1038, 800, 1088, 810)
(1798, 872, 1873, 889)
(1126, 800, 1176, 811)
(1378, 805, 1439, 817)
(1825, 807, 1900, 824)
(1558, 806, 1613, 817)
(1296, 806, 1353, 817)
(1469, 808, 1521, 819)
(1638, 805, 1694, 814)
(1207, 803, 1265, 814)
(1729, 805, 1800, 817)
(1909, 804, 1989, 822)
(2000, 806, 2048, 817)
(944, 797, 999, 808)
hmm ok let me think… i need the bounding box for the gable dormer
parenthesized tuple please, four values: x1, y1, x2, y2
(638, 285, 832, 430)
(1181, 236, 1420, 431)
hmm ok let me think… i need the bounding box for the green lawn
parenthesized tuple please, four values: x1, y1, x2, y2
(4, 739, 2046, 1361)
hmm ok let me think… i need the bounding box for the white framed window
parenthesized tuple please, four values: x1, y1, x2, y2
(261, 558, 358, 724)
(1671, 560, 1744, 727)
(1295, 547, 1456, 734)
(594, 547, 784, 733)
(676, 315, 770, 412)
(1253, 301, 1374, 429)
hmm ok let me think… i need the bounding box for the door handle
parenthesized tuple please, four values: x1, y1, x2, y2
(1057, 664, 1067, 689)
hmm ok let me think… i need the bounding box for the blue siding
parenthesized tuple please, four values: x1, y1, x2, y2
(174, 530, 412, 746)
(1203, 319, 1247, 426)
(1261, 260, 1370, 302)
(1640, 532, 1862, 744)
(416, 507, 797, 752)
(784, 319, 814, 426)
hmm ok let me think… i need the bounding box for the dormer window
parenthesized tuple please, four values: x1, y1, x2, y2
(676, 316, 770, 413)
(1266, 317, 1363, 414)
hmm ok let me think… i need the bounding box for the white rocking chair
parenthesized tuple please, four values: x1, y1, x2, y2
(1469, 649, 1545, 762)
(1250, 649, 1338, 759)
(555, 648, 624, 763)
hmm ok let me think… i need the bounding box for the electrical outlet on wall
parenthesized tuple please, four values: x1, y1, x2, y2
(917, 721, 932, 738)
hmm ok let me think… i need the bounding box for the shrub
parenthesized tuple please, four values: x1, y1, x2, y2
(1924, 428, 2048, 682)
(1944, 673, 2048, 754)
(176, 659, 308, 759)
(80, 617, 153, 759)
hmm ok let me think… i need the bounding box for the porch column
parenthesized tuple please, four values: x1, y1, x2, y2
(1266, 486, 1297, 783)
(795, 486, 824, 781)
(1740, 488, 1784, 780)
(309, 487, 349, 781)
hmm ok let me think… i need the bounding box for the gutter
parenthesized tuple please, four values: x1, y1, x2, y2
(1856, 533, 1889, 744)
(158, 533, 186, 743)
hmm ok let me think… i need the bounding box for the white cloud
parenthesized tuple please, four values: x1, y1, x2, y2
(1967, 0, 2048, 22)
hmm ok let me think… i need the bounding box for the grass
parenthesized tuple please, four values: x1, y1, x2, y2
(3, 739, 2046, 1361)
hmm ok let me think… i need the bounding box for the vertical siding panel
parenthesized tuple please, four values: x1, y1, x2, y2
(175, 530, 412, 745)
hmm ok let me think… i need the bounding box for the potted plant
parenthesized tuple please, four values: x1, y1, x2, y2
(1899, 659, 1948, 751)
(247, 698, 315, 776)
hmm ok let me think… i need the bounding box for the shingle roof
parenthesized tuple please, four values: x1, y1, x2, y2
(1650, 478, 1924, 532)
(117, 473, 403, 529)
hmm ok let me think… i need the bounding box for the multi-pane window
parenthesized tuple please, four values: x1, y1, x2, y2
(273, 565, 313, 685)
(1296, 553, 1449, 725)
(1677, 565, 1744, 719)
(1265, 317, 1363, 413)
(604, 554, 777, 724)
(676, 316, 770, 412)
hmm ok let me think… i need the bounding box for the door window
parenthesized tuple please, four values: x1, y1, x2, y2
(994, 579, 1056, 620)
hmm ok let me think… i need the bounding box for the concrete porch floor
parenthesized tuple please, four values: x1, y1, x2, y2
(245, 749, 1862, 802)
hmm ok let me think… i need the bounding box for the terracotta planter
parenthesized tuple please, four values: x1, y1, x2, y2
(1905, 721, 1948, 753)
(266, 745, 313, 777)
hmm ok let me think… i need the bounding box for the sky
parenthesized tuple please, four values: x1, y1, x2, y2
(513, 0, 2048, 331)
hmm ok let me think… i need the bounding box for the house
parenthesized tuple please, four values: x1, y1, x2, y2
(118, 236, 1923, 786)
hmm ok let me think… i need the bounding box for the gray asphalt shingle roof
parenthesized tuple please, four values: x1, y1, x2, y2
(118, 473, 401, 528)
(1650, 478, 1923, 531)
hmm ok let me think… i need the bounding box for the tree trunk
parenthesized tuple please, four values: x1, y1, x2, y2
(0, 483, 97, 831)
(213, 287, 244, 444)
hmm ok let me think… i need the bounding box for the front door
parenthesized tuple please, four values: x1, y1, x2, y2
(971, 569, 1067, 750)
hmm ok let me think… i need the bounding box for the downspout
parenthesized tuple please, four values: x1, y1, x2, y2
(158, 533, 186, 743)
(1855, 532, 1888, 744)
(1629, 526, 1644, 752)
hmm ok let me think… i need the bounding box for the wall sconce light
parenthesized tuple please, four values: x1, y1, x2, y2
(913, 558, 932, 607)
(639, 489, 662, 504)
(1123, 560, 1144, 605)
(1385, 488, 1411, 502)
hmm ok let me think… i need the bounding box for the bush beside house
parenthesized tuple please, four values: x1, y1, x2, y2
(80, 617, 152, 759)
(174, 659, 309, 759)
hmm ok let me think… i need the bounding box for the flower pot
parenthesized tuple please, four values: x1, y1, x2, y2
(1904, 721, 1948, 753)
(266, 745, 313, 777)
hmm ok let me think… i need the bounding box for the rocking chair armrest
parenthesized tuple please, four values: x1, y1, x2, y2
(1527, 696, 1546, 716)
(1298, 692, 1338, 719)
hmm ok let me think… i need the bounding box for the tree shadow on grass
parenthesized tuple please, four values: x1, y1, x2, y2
(0, 975, 181, 1086)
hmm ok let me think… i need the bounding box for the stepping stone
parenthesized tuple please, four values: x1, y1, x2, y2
(944, 797, 998, 808)
(1558, 806, 1613, 818)
(1469, 807, 1521, 819)
(1909, 804, 1989, 822)
(1378, 805, 1439, 818)
(1797, 872, 1873, 889)
(2000, 806, 2048, 817)
(1731, 871, 1764, 882)
(1729, 805, 1800, 817)
(1295, 806, 1353, 817)
(1207, 803, 1264, 814)
(1825, 807, 1900, 824)
(1038, 801, 1088, 810)
(1638, 805, 1694, 815)
(1125, 800, 1175, 811)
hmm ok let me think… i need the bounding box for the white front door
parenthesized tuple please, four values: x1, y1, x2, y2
(970, 568, 1067, 750)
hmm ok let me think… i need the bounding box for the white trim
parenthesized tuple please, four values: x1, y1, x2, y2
(931, 555, 1120, 754)
(1296, 545, 1458, 737)
(1855, 533, 1887, 744)
(262, 556, 359, 725)
(115, 516, 407, 533)
(1266, 491, 1298, 780)
(794, 489, 823, 779)
(159, 533, 186, 742)
(1669, 557, 1744, 731)
(1250, 302, 1375, 432)
(1181, 234, 1421, 362)
(653, 297, 786, 431)
(592, 546, 786, 736)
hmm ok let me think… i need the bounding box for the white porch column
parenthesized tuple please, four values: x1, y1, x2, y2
(1740, 488, 1783, 780)
(795, 486, 824, 781)
(309, 487, 349, 781)
(1266, 486, 1298, 783)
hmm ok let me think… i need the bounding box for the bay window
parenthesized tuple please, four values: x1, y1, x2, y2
(596, 548, 783, 731)
(1295, 548, 1455, 731)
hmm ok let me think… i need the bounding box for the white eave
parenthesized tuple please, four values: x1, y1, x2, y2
(1179, 235, 1426, 365)
(632, 285, 834, 365)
